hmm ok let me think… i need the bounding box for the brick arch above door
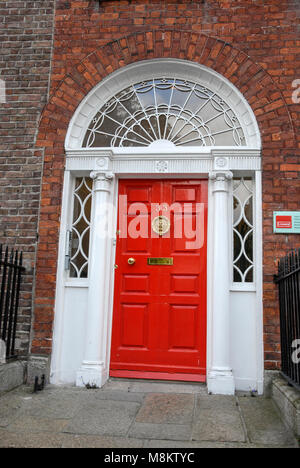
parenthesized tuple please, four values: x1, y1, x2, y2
(37, 30, 295, 154)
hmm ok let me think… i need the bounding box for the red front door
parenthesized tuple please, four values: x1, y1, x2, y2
(110, 179, 208, 381)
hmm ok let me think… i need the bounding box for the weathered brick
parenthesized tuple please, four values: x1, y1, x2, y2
(2, 0, 300, 369)
(0, 0, 55, 357)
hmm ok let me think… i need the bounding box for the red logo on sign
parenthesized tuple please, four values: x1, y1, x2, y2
(276, 215, 292, 229)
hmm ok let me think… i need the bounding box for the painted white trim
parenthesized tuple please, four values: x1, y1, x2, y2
(254, 170, 264, 395)
(65, 147, 261, 174)
(207, 171, 235, 395)
(101, 176, 119, 388)
(230, 284, 257, 292)
(50, 171, 72, 384)
(206, 177, 214, 390)
(65, 281, 89, 288)
(67, 147, 261, 156)
(76, 171, 115, 388)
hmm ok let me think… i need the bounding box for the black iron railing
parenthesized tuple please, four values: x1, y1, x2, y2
(274, 249, 300, 390)
(0, 245, 25, 360)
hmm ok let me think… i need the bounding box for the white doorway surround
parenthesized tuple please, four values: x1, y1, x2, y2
(50, 59, 263, 395)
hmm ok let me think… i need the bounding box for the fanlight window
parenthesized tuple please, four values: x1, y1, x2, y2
(83, 78, 246, 148)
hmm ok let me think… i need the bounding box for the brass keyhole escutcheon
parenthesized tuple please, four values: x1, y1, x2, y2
(128, 258, 136, 265)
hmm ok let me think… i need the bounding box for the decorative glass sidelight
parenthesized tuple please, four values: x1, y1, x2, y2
(69, 177, 93, 278)
(232, 178, 254, 283)
(83, 78, 246, 148)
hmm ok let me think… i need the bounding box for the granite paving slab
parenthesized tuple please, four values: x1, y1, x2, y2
(135, 393, 194, 424)
(63, 399, 140, 437)
(128, 422, 193, 441)
(192, 395, 246, 442)
(238, 396, 297, 447)
(0, 381, 298, 448)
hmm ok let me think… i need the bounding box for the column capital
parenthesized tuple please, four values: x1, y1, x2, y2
(209, 171, 233, 193)
(90, 171, 114, 192)
(209, 170, 233, 182)
(90, 170, 114, 182)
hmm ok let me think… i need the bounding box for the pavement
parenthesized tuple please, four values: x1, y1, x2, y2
(0, 379, 298, 448)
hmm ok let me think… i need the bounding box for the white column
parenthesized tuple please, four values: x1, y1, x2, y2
(76, 171, 114, 388)
(207, 170, 235, 395)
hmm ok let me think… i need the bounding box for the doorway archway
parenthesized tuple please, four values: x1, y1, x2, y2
(51, 59, 262, 395)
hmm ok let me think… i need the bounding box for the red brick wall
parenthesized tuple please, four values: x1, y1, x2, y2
(0, 1, 55, 355)
(33, 0, 300, 370)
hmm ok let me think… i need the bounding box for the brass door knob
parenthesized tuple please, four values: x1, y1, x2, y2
(128, 257, 136, 265)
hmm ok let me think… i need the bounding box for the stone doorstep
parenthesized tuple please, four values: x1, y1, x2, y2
(272, 375, 300, 439)
(0, 360, 26, 394)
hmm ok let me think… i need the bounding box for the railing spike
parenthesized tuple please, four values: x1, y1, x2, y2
(0, 244, 25, 359)
(9, 248, 13, 262)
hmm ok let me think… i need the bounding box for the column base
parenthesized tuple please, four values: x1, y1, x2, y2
(76, 361, 108, 389)
(207, 369, 235, 395)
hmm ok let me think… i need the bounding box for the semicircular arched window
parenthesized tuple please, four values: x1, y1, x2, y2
(83, 78, 246, 148)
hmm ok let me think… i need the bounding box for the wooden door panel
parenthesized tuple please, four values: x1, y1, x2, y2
(127, 186, 152, 203)
(122, 274, 150, 293)
(120, 303, 149, 348)
(173, 187, 197, 202)
(168, 305, 198, 349)
(170, 275, 199, 294)
(110, 179, 208, 380)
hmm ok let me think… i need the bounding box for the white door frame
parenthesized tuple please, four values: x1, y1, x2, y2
(49, 147, 263, 395)
(50, 59, 263, 395)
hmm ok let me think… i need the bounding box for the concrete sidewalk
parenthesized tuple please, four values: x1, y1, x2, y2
(0, 379, 298, 448)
